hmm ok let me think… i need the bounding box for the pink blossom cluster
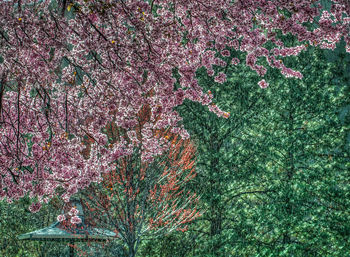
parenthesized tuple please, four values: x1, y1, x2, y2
(57, 214, 66, 222)
(258, 79, 269, 89)
(221, 50, 230, 57)
(68, 207, 79, 216)
(58, 213, 81, 224)
(231, 58, 240, 65)
(57, 205, 81, 224)
(214, 72, 227, 84)
(271, 45, 307, 57)
(29, 202, 42, 213)
(208, 104, 230, 118)
(70, 216, 82, 224)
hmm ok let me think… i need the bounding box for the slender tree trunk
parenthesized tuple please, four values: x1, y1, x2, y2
(127, 233, 137, 257)
(210, 203, 223, 237)
(210, 204, 223, 255)
(209, 135, 224, 255)
(283, 91, 295, 245)
(128, 243, 136, 257)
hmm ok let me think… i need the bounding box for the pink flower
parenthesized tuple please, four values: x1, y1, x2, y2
(214, 72, 227, 84)
(108, 103, 116, 111)
(98, 135, 107, 145)
(57, 214, 66, 222)
(88, 13, 98, 23)
(258, 79, 269, 89)
(68, 207, 79, 216)
(70, 216, 82, 224)
(113, 147, 125, 160)
(29, 202, 42, 213)
(231, 58, 240, 65)
(32, 135, 40, 143)
(175, 89, 185, 105)
(207, 69, 215, 77)
(221, 50, 230, 57)
(246, 53, 256, 67)
(254, 65, 267, 76)
(228, 40, 239, 50)
(272, 48, 280, 56)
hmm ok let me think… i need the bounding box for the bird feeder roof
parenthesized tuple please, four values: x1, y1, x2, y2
(17, 221, 116, 241)
(17, 199, 116, 242)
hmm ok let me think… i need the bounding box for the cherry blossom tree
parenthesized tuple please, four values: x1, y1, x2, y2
(52, 101, 201, 257)
(0, 0, 349, 208)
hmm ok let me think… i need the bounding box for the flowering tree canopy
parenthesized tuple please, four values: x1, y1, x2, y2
(50, 100, 200, 257)
(0, 0, 349, 207)
(79, 127, 199, 257)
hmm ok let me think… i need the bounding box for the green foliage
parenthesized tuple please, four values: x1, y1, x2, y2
(139, 37, 350, 256)
(0, 197, 66, 256)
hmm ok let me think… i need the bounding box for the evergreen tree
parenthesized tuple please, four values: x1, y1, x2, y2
(139, 36, 350, 257)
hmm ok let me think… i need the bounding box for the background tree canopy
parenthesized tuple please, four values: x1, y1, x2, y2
(138, 35, 350, 257)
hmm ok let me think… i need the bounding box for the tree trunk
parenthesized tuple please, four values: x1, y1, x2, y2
(128, 245, 136, 257)
(210, 208, 223, 255)
(69, 241, 75, 257)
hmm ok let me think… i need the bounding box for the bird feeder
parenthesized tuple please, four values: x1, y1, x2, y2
(17, 198, 116, 257)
